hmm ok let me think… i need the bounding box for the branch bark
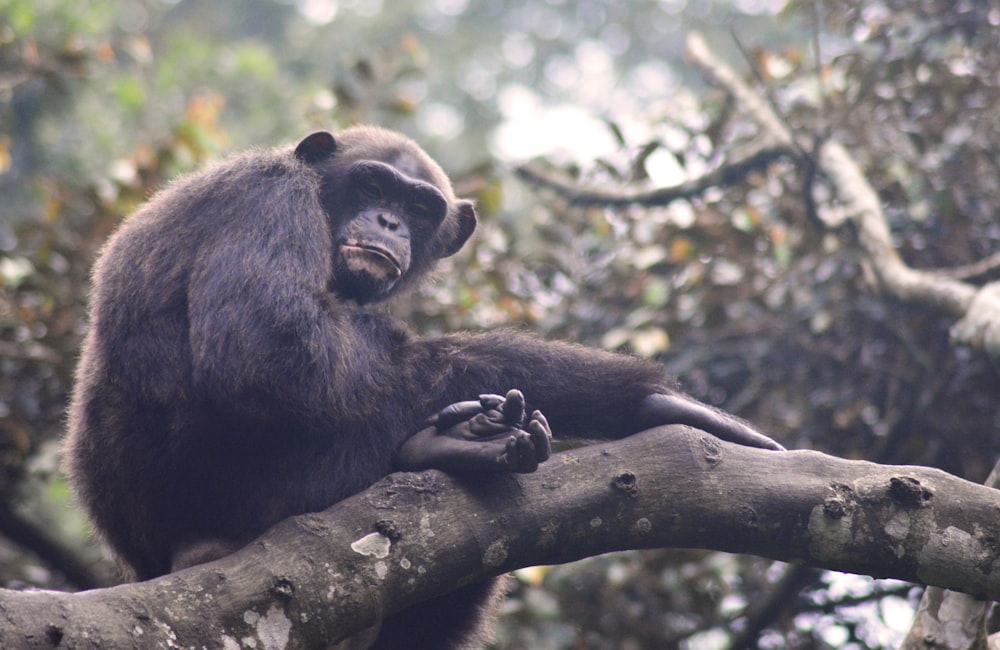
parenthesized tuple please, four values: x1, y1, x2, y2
(900, 460, 1000, 650)
(1, 426, 999, 648)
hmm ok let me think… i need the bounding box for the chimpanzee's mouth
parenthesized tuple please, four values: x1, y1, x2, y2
(340, 242, 403, 278)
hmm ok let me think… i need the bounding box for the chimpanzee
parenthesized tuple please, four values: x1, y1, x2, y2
(64, 126, 782, 649)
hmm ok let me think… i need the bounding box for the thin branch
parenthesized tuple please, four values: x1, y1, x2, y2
(809, 0, 830, 130)
(0, 504, 110, 590)
(728, 30, 807, 160)
(929, 250, 1000, 281)
(515, 145, 791, 208)
(729, 564, 819, 650)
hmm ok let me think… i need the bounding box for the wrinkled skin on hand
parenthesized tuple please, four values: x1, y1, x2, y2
(396, 389, 553, 474)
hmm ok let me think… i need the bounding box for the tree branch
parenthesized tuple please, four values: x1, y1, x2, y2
(685, 32, 1000, 360)
(512, 35, 1000, 359)
(1, 426, 998, 648)
(900, 459, 1000, 650)
(515, 146, 790, 208)
(0, 504, 109, 590)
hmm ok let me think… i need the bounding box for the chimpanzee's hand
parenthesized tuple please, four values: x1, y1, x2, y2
(396, 389, 553, 474)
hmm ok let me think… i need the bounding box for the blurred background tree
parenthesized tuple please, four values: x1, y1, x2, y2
(1, 0, 998, 647)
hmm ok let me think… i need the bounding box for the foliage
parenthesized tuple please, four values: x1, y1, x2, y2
(0, 0, 998, 647)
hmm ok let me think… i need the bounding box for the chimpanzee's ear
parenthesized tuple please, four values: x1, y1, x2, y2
(294, 131, 338, 164)
(439, 200, 477, 258)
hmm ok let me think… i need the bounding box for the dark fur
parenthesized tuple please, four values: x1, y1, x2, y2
(65, 126, 777, 649)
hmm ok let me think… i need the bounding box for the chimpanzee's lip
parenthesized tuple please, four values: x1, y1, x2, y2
(341, 242, 403, 277)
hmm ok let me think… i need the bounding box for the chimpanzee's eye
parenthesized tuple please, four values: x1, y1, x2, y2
(410, 204, 431, 221)
(409, 189, 447, 227)
(359, 179, 382, 201)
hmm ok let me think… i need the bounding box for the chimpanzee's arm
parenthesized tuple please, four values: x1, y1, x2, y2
(411, 331, 784, 451)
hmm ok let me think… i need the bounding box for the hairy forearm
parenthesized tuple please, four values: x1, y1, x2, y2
(415, 330, 666, 438)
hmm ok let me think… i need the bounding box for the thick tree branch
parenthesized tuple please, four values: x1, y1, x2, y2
(900, 459, 1000, 650)
(0, 426, 998, 648)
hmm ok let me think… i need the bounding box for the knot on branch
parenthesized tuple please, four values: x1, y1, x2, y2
(611, 471, 639, 498)
(888, 476, 935, 507)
